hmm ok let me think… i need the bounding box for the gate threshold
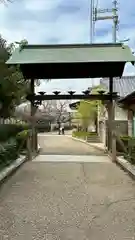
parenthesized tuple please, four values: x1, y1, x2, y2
(33, 155, 110, 163)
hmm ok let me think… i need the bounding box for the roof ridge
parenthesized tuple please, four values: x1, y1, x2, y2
(23, 43, 123, 49)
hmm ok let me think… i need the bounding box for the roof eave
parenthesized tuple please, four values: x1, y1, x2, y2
(118, 91, 135, 103)
(6, 43, 135, 79)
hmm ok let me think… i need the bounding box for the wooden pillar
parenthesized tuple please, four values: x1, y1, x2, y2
(107, 80, 112, 151)
(128, 110, 133, 137)
(108, 77, 116, 162)
(30, 79, 37, 153)
(27, 131, 32, 160)
(111, 101, 116, 162)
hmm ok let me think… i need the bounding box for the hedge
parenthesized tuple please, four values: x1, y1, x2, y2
(116, 135, 135, 165)
(0, 138, 19, 168)
(116, 135, 135, 152)
(0, 123, 30, 142)
(16, 130, 29, 151)
(72, 131, 97, 138)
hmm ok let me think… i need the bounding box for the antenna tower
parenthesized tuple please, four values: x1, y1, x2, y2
(91, 0, 119, 43)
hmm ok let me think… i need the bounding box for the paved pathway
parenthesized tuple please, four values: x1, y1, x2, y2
(38, 134, 105, 156)
(0, 160, 135, 239)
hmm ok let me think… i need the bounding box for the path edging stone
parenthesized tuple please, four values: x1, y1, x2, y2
(0, 144, 41, 184)
(0, 155, 26, 184)
(116, 156, 135, 179)
(70, 136, 135, 178)
(70, 136, 107, 152)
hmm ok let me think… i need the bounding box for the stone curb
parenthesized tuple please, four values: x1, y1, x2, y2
(70, 136, 107, 152)
(68, 137, 135, 173)
(0, 144, 41, 184)
(0, 155, 26, 184)
(116, 156, 135, 180)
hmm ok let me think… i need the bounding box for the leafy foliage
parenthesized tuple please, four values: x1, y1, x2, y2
(0, 125, 30, 169)
(0, 123, 30, 142)
(116, 135, 135, 164)
(16, 130, 29, 150)
(0, 35, 30, 118)
(74, 85, 104, 131)
(72, 130, 97, 138)
(0, 138, 19, 168)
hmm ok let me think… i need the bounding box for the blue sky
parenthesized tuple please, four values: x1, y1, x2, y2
(1, 0, 135, 93)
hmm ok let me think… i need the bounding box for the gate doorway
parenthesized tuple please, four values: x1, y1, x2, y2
(7, 43, 135, 161)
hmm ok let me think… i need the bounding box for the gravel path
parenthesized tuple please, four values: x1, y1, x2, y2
(0, 160, 135, 239)
(38, 135, 105, 155)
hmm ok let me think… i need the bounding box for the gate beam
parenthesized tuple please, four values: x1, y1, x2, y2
(27, 93, 118, 101)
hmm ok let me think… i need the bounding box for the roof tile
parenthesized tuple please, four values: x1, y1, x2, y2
(100, 76, 135, 97)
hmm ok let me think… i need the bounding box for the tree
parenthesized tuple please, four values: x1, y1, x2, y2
(75, 101, 95, 131)
(41, 100, 70, 122)
(0, 35, 30, 119)
(74, 85, 104, 132)
(55, 100, 69, 122)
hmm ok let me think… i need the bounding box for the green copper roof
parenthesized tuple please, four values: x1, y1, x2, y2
(6, 43, 135, 79)
(6, 43, 135, 65)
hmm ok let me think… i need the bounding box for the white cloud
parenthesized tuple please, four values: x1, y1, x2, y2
(0, 0, 135, 92)
(24, 0, 62, 11)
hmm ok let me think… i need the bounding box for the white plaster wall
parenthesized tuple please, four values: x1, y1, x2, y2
(102, 105, 127, 121)
(115, 105, 128, 120)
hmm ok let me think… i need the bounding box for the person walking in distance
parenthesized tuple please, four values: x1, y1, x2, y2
(58, 121, 61, 135)
(61, 122, 65, 135)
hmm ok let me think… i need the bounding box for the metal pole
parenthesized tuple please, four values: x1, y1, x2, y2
(90, 0, 93, 43)
(92, 0, 95, 43)
(112, 0, 118, 43)
(30, 79, 36, 153)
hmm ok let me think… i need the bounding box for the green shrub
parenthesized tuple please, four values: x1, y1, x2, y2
(126, 137, 135, 165)
(88, 132, 97, 136)
(121, 135, 131, 147)
(72, 131, 97, 139)
(117, 135, 135, 165)
(116, 135, 131, 153)
(16, 130, 29, 150)
(0, 123, 30, 142)
(0, 138, 19, 168)
(36, 125, 51, 132)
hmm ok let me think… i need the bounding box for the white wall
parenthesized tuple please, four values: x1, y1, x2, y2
(114, 105, 128, 120)
(102, 104, 128, 121)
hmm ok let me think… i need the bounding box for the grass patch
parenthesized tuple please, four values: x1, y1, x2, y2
(72, 131, 97, 139)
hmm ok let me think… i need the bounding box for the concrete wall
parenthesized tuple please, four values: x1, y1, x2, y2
(105, 120, 128, 146)
(115, 105, 128, 121)
(103, 105, 128, 121)
(98, 103, 128, 145)
(128, 110, 133, 137)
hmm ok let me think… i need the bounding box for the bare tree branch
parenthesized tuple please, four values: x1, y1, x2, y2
(0, 0, 12, 4)
(54, 100, 68, 121)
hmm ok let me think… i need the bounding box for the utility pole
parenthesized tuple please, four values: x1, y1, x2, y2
(90, 0, 94, 43)
(112, 0, 118, 43)
(93, 0, 119, 43)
